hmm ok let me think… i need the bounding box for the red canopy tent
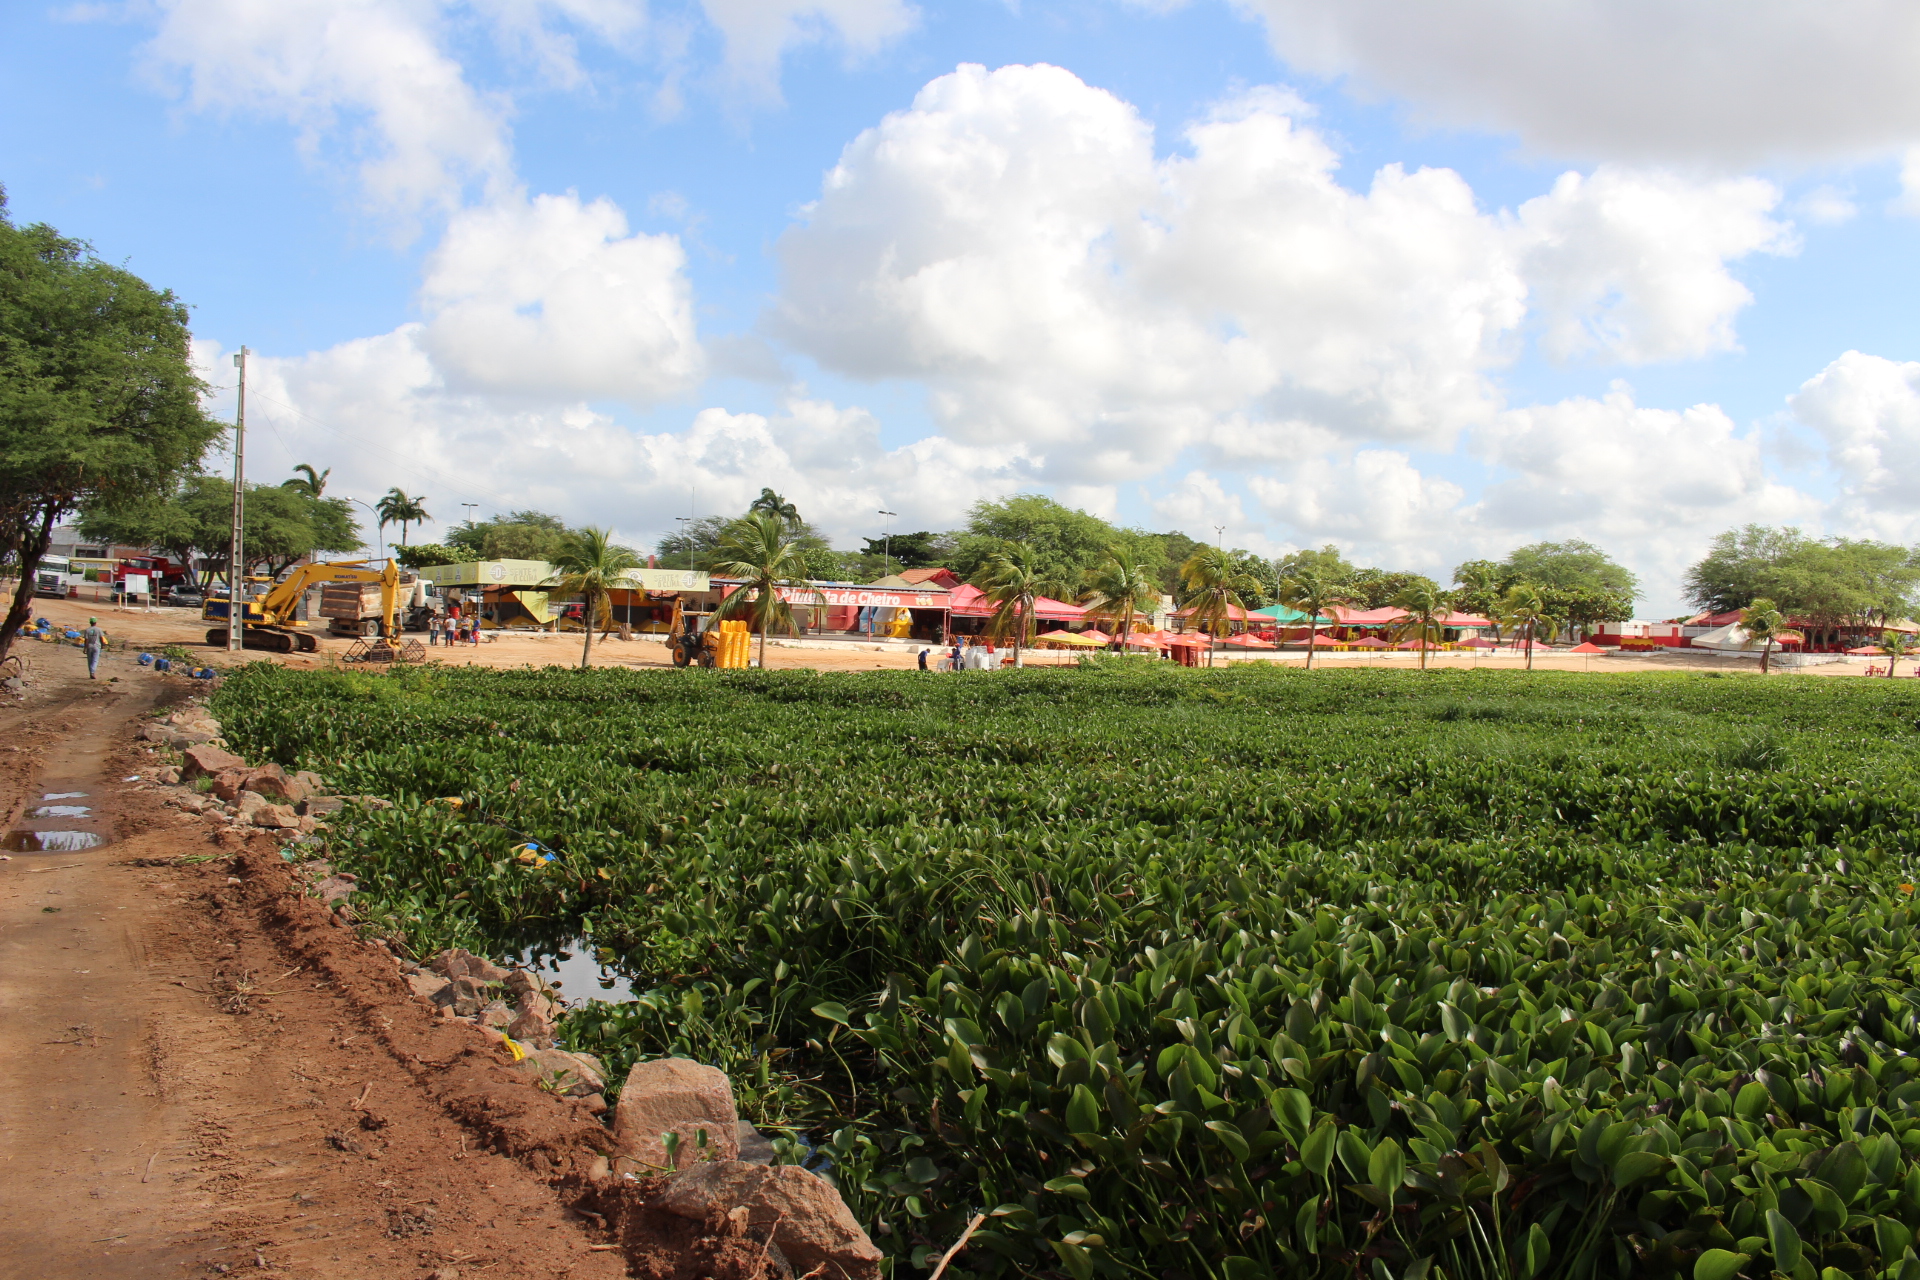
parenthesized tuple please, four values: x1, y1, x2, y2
(1396, 638, 1441, 650)
(1349, 636, 1389, 649)
(1074, 628, 1113, 645)
(1457, 636, 1499, 649)
(1224, 633, 1276, 648)
(1165, 632, 1209, 646)
(1847, 645, 1885, 655)
(1568, 641, 1606, 654)
(947, 584, 1086, 621)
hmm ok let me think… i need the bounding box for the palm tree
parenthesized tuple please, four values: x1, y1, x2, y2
(1388, 582, 1451, 672)
(1082, 550, 1159, 651)
(542, 526, 642, 668)
(747, 488, 802, 528)
(710, 513, 824, 668)
(977, 545, 1050, 668)
(376, 488, 431, 547)
(1275, 569, 1350, 670)
(1179, 545, 1260, 667)
(1875, 629, 1917, 678)
(283, 463, 330, 497)
(1741, 597, 1797, 675)
(1498, 584, 1558, 672)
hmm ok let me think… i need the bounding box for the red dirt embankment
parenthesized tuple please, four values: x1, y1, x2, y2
(0, 651, 777, 1279)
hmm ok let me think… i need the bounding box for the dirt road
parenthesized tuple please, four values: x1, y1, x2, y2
(0, 649, 768, 1280)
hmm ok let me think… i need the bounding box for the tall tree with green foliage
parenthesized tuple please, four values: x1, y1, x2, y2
(1179, 545, 1260, 667)
(1274, 570, 1350, 670)
(951, 495, 1142, 597)
(976, 544, 1050, 667)
(710, 513, 824, 668)
(1684, 526, 1920, 636)
(81, 475, 359, 583)
(748, 488, 802, 528)
(1739, 597, 1794, 675)
(1389, 581, 1452, 671)
(1502, 539, 1639, 599)
(1874, 630, 1917, 679)
(376, 488, 430, 547)
(282, 463, 330, 497)
(452, 510, 571, 563)
(541, 526, 641, 668)
(1450, 559, 1505, 634)
(1082, 550, 1160, 650)
(0, 193, 221, 659)
(1275, 544, 1356, 585)
(1498, 584, 1558, 672)
(1344, 568, 1440, 610)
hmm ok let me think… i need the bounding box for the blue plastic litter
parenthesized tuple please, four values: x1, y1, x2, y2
(154, 657, 171, 672)
(137, 652, 154, 666)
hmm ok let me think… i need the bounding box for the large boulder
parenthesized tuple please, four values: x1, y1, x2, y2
(181, 742, 245, 780)
(613, 1058, 740, 1170)
(654, 1161, 882, 1280)
(210, 769, 250, 804)
(511, 1047, 605, 1097)
(241, 764, 307, 804)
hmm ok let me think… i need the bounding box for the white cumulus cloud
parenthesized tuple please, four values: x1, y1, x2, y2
(1231, 0, 1920, 167)
(774, 64, 1796, 485)
(418, 190, 703, 405)
(1789, 351, 1920, 528)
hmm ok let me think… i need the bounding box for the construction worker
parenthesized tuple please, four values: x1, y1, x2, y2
(81, 617, 106, 679)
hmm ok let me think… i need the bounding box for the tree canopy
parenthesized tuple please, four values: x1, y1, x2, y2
(1683, 525, 1920, 632)
(1, 191, 222, 655)
(79, 474, 360, 583)
(449, 509, 572, 562)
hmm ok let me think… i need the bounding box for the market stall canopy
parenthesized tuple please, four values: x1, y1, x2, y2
(1223, 633, 1275, 648)
(1396, 638, 1441, 650)
(947, 584, 1086, 620)
(1172, 602, 1254, 621)
(1325, 605, 1411, 627)
(1847, 644, 1888, 655)
(1035, 630, 1106, 647)
(1568, 642, 1607, 654)
(1349, 636, 1389, 649)
(1440, 611, 1494, 628)
(1251, 604, 1333, 624)
(1164, 632, 1210, 647)
(1458, 636, 1498, 648)
(1074, 629, 1112, 645)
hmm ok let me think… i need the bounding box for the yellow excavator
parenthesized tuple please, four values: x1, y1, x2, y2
(204, 560, 399, 654)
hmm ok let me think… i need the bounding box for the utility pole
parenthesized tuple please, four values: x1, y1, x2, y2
(227, 347, 248, 652)
(676, 516, 693, 572)
(461, 502, 478, 528)
(878, 509, 897, 579)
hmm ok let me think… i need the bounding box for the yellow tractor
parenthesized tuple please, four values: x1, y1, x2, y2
(204, 560, 400, 654)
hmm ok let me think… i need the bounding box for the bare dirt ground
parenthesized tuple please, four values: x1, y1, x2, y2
(18, 594, 1890, 678)
(0, 639, 778, 1280)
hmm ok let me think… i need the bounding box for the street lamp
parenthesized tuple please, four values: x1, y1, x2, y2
(675, 516, 694, 572)
(348, 497, 385, 560)
(1213, 524, 1226, 550)
(461, 503, 478, 527)
(878, 509, 897, 579)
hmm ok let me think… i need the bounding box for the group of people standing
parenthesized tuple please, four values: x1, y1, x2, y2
(428, 613, 482, 646)
(918, 638, 1004, 671)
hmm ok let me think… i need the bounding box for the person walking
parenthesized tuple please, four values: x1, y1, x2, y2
(917, 648, 929, 670)
(81, 616, 106, 679)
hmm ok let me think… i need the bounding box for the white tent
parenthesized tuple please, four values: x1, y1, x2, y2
(1688, 621, 1754, 652)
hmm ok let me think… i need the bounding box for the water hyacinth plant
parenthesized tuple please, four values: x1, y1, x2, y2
(214, 663, 1920, 1279)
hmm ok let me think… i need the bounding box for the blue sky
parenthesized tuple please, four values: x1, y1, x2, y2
(7, 0, 1920, 614)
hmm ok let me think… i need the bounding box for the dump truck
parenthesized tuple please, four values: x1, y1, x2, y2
(319, 573, 437, 637)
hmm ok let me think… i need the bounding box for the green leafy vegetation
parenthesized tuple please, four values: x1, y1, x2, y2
(214, 664, 1920, 1280)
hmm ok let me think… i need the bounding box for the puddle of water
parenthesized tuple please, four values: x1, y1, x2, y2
(31, 805, 91, 819)
(42, 792, 87, 801)
(514, 938, 637, 1005)
(3, 830, 107, 852)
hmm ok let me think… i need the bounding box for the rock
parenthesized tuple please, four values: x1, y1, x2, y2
(578, 1093, 608, 1117)
(156, 766, 181, 785)
(505, 1006, 555, 1048)
(181, 743, 245, 780)
(737, 1121, 778, 1165)
(169, 793, 209, 814)
(407, 973, 451, 1003)
(253, 802, 300, 830)
(169, 728, 219, 747)
(298, 796, 345, 816)
(140, 722, 179, 745)
(478, 1000, 514, 1029)
(447, 977, 485, 1016)
(292, 769, 326, 795)
(429, 949, 510, 982)
(234, 790, 271, 823)
(512, 1047, 605, 1096)
(211, 769, 250, 804)
(313, 874, 357, 903)
(242, 764, 307, 804)
(613, 1058, 741, 1170)
(653, 1161, 882, 1280)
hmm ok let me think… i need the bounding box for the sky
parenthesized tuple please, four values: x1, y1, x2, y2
(8, 1, 1920, 615)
